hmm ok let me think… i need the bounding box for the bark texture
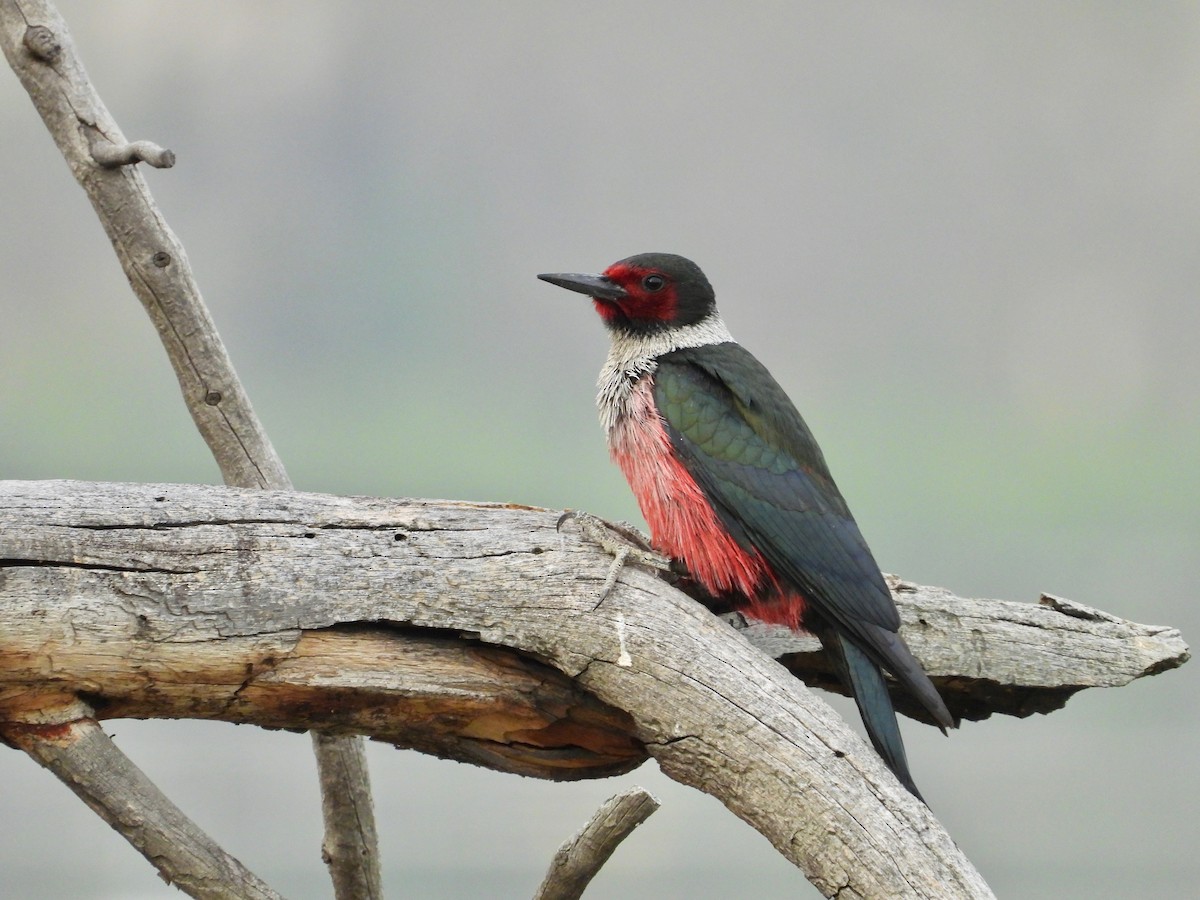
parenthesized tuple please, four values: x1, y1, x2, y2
(731, 578, 1187, 723)
(3, 478, 1187, 897)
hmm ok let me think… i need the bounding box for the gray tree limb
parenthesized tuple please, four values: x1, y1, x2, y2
(0, 0, 285, 490)
(6, 709, 284, 900)
(0, 0, 282, 489)
(729, 578, 1189, 723)
(533, 787, 661, 900)
(0, 2, 381, 896)
(3, 479, 1184, 898)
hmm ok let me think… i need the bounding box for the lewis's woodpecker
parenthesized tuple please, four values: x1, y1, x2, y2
(538, 252, 954, 799)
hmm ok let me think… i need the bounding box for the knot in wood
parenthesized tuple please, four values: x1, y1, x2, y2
(23, 25, 61, 62)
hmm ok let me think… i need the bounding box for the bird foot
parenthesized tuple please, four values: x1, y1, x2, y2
(557, 510, 673, 603)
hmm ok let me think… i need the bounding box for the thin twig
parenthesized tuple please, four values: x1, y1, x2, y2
(534, 787, 660, 900)
(0, 2, 381, 896)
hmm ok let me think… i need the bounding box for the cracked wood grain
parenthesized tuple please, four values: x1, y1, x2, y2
(726, 578, 1188, 724)
(7, 481, 1187, 898)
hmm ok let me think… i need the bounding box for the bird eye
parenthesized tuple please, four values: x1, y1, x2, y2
(642, 274, 666, 292)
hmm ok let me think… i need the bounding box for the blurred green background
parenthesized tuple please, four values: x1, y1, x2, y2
(2, 2, 1196, 897)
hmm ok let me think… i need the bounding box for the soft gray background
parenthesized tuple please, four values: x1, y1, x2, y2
(2, 2, 1197, 897)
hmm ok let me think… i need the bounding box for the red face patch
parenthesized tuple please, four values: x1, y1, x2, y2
(597, 262, 679, 324)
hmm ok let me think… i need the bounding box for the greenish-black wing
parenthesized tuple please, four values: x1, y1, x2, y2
(653, 343, 951, 730)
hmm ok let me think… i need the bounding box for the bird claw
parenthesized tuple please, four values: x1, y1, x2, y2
(557, 510, 673, 603)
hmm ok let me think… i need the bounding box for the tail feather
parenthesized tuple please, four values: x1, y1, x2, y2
(825, 630, 924, 802)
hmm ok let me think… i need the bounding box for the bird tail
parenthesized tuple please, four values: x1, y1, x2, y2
(826, 630, 924, 802)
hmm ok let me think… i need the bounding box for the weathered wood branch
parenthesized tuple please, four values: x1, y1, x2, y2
(1, 0, 286, 490)
(2, 480, 1184, 897)
(727, 579, 1188, 723)
(5, 480, 1182, 750)
(534, 787, 660, 900)
(6, 710, 284, 900)
(0, 618, 645, 780)
(1, 2, 380, 895)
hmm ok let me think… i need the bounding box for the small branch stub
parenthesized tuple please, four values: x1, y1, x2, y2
(90, 137, 176, 169)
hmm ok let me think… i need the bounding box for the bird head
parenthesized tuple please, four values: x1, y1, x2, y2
(539, 252, 716, 334)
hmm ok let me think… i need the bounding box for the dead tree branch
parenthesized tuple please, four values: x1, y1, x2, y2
(534, 787, 660, 900)
(5, 709, 284, 900)
(0, 2, 380, 896)
(2, 479, 1187, 897)
(728, 578, 1188, 723)
(0, 0, 285, 489)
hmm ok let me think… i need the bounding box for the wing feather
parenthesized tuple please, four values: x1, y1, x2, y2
(654, 344, 897, 635)
(654, 343, 953, 731)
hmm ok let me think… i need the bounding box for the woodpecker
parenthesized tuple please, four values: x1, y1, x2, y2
(538, 252, 954, 799)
